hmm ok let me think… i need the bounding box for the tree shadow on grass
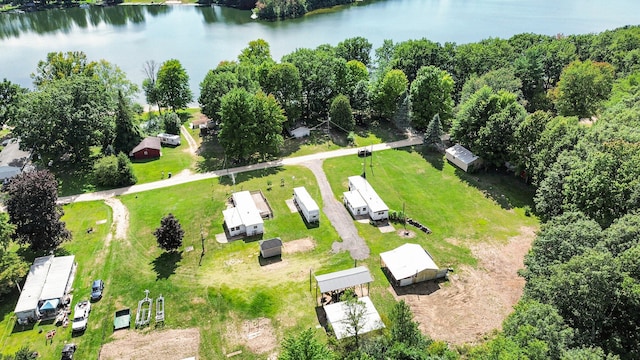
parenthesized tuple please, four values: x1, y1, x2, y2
(217, 166, 285, 187)
(454, 167, 536, 211)
(151, 251, 182, 280)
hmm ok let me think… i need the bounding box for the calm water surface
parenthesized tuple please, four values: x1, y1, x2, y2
(1, 0, 639, 101)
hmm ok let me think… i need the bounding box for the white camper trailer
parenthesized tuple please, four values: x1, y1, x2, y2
(157, 133, 181, 146)
(293, 186, 320, 223)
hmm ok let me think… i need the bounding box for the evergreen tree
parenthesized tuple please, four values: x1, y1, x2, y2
(113, 90, 143, 154)
(330, 94, 355, 132)
(423, 113, 443, 149)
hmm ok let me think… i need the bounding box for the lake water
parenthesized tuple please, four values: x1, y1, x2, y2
(1, 0, 639, 102)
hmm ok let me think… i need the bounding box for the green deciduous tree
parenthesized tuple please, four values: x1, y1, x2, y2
(0, 213, 28, 297)
(602, 212, 640, 256)
(372, 69, 408, 119)
(157, 59, 193, 112)
(451, 86, 526, 167)
(503, 300, 574, 359)
(142, 60, 161, 111)
(257, 62, 303, 127)
(218, 88, 285, 162)
(161, 112, 181, 135)
(238, 39, 273, 66)
(460, 67, 523, 105)
(341, 293, 368, 350)
(553, 60, 615, 118)
(336, 37, 372, 66)
(154, 213, 184, 252)
(93, 153, 137, 188)
(31, 51, 96, 87)
(329, 94, 354, 132)
(279, 328, 334, 360)
(409, 65, 454, 130)
(0, 78, 27, 126)
(390, 38, 445, 83)
(14, 76, 113, 165)
(513, 111, 553, 178)
(199, 67, 240, 123)
(6, 170, 70, 252)
(389, 300, 428, 349)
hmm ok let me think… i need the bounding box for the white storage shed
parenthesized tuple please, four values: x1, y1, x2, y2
(380, 243, 439, 286)
(445, 144, 481, 172)
(324, 296, 385, 339)
(223, 191, 264, 237)
(293, 186, 320, 223)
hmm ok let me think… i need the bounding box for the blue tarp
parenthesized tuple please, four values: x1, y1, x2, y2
(39, 299, 59, 311)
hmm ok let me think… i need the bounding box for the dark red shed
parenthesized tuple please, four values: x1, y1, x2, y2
(130, 137, 162, 160)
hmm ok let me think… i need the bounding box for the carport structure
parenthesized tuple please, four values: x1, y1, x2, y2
(314, 266, 373, 305)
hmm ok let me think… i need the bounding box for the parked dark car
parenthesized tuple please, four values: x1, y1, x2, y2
(358, 148, 372, 157)
(90, 279, 104, 301)
(61, 343, 76, 360)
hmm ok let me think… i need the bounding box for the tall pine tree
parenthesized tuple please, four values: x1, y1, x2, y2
(113, 90, 143, 154)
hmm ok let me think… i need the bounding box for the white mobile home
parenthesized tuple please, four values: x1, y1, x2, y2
(445, 144, 481, 172)
(157, 133, 181, 146)
(293, 186, 320, 223)
(343, 190, 368, 217)
(14, 255, 76, 324)
(223, 191, 264, 237)
(347, 176, 389, 221)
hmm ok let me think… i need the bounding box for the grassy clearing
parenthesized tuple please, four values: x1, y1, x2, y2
(0, 147, 537, 359)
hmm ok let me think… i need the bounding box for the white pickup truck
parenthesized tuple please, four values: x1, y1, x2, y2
(71, 300, 91, 333)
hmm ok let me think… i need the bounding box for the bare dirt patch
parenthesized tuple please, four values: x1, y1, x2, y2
(283, 238, 316, 254)
(104, 198, 130, 242)
(99, 328, 200, 360)
(392, 226, 536, 345)
(224, 317, 278, 355)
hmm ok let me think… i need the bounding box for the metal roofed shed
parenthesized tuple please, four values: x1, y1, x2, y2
(380, 243, 441, 286)
(259, 237, 283, 258)
(324, 296, 385, 339)
(39, 255, 76, 301)
(445, 144, 481, 172)
(314, 266, 373, 304)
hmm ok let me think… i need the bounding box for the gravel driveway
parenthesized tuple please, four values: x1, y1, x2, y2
(303, 159, 370, 260)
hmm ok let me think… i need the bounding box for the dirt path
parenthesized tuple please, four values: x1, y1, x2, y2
(99, 328, 200, 360)
(58, 135, 423, 204)
(304, 159, 369, 260)
(104, 198, 130, 243)
(180, 124, 198, 156)
(392, 226, 536, 345)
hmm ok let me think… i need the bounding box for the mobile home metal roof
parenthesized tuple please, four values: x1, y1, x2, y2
(229, 191, 263, 227)
(14, 256, 53, 315)
(39, 255, 75, 300)
(315, 266, 373, 293)
(348, 176, 388, 213)
(380, 243, 438, 280)
(293, 186, 319, 212)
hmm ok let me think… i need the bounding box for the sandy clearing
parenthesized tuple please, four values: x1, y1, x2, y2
(391, 226, 536, 345)
(99, 328, 200, 360)
(104, 197, 129, 241)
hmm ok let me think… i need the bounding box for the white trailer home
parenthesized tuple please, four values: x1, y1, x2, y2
(347, 176, 389, 221)
(157, 133, 181, 146)
(293, 186, 320, 223)
(223, 191, 264, 237)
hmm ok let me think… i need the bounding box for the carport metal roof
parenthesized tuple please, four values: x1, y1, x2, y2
(315, 266, 373, 293)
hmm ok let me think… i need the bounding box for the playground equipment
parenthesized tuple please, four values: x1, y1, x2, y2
(135, 290, 152, 328)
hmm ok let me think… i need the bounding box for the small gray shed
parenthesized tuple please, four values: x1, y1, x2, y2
(259, 238, 283, 258)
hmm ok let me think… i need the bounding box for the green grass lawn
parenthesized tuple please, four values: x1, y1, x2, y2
(0, 146, 538, 359)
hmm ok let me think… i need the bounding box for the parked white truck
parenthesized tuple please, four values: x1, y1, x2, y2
(71, 300, 91, 333)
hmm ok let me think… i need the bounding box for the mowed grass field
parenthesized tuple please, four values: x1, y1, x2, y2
(0, 147, 538, 359)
